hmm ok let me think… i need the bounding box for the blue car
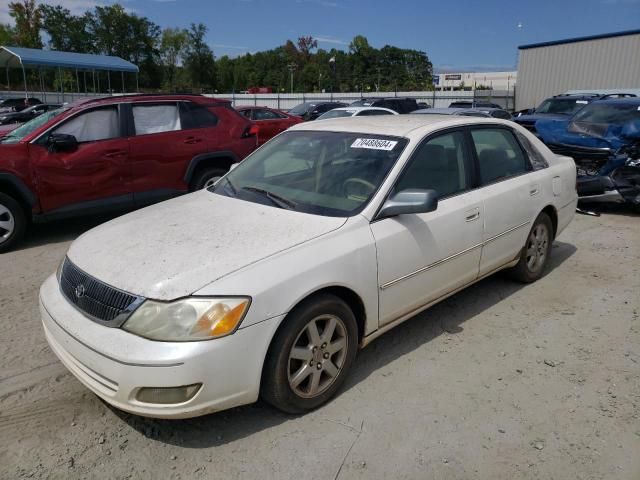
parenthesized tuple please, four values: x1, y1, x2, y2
(536, 98, 640, 166)
(514, 93, 601, 133)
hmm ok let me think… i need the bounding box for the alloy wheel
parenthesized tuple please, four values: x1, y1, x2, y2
(287, 314, 348, 399)
(0, 203, 15, 245)
(525, 223, 549, 273)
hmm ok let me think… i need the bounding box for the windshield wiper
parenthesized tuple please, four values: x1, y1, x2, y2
(241, 186, 297, 210)
(223, 177, 237, 195)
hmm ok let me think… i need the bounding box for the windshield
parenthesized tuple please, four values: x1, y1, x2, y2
(212, 130, 408, 217)
(0, 107, 66, 144)
(317, 110, 354, 120)
(289, 103, 314, 115)
(536, 98, 588, 115)
(571, 102, 640, 124)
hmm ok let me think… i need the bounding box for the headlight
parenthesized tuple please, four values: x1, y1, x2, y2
(123, 297, 250, 341)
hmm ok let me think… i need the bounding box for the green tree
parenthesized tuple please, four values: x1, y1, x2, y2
(40, 5, 91, 52)
(183, 23, 215, 90)
(160, 27, 188, 91)
(8, 0, 42, 48)
(0, 24, 15, 46)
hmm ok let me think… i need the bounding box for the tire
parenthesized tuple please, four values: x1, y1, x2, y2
(0, 192, 27, 253)
(261, 293, 358, 414)
(189, 167, 227, 191)
(509, 212, 553, 283)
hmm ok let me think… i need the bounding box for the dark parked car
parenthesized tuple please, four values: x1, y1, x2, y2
(288, 101, 348, 121)
(448, 100, 502, 109)
(0, 103, 62, 125)
(350, 97, 420, 114)
(0, 97, 42, 113)
(413, 107, 512, 120)
(0, 94, 258, 252)
(514, 93, 636, 134)
(236, 106, 303, 145)
(535, 98, 640, 168)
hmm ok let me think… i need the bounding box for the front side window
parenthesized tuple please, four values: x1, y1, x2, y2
(394, 131, 470, 198)
(212, 131, 408, 217)
(54, 107, 119, 143)
(471, 128, 529, 184)
(0, 107, 67, 144)
(132, 103, 181, 135)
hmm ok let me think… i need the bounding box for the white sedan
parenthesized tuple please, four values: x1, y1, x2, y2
(40, 115, 577, 418)
(316, 106, 398, 120)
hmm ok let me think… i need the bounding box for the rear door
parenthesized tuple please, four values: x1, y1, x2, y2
(30, 104, 132, 213)
(469, 126, 544, 275)
(127, 100, 218, 202)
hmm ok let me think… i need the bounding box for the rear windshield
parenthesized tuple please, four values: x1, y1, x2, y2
(289, 103, 315, 115)
(317, 110, 355, 119)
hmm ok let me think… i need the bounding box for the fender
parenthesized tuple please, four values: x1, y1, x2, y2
(183, 151, 240, 184)
(0, 172, 37, 207)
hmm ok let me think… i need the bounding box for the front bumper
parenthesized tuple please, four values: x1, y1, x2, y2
(40, 274, 283, 419)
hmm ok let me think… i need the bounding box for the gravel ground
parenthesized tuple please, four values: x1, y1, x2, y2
(1, 209, 639, 480)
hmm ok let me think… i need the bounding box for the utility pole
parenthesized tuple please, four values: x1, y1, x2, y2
(377, 66, 381, 92)
(329, 56, 336, 97)
(287, 63, 297, 94)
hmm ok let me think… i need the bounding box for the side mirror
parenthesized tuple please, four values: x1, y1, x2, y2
(229, 162, 240, 171)
(377, 189, 438, 219)
(48, 133, 78, 152)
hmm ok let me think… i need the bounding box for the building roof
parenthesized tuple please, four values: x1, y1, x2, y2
(0, 46, 139, 73)
(518, 29, 640, 51)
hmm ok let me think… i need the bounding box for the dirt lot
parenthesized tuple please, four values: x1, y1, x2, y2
(1, 209, 639, 480)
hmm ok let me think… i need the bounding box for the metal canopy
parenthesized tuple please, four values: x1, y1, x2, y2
(0, 46, 138, 73)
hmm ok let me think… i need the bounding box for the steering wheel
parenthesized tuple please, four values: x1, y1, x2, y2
(342, 177, 376, 199)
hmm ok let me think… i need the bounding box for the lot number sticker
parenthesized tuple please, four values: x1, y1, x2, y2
(351, 138, 398, 151)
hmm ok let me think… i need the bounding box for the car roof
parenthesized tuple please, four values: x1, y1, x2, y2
(288, 114, 508, 139)
(587, 97, 640, 106)
(69, 94, 230, 111)
(329, 106, 397, 113)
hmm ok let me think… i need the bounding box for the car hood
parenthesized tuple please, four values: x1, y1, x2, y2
(67, 191, 347, 300)
(535, 117, 636, 150)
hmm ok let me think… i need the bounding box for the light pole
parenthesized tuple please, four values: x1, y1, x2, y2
(287, 63, 297, 94)
(329, 56, 336, 98)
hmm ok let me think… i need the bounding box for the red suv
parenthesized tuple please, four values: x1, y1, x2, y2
(0, 94, 257, 252)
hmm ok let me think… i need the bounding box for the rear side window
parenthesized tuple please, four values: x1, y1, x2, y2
(133, 103, 181, 135)
(53, 106, 119, 143)
(180, 102, 218, 129)
(471, 128, 530, 184)
(515, 131, 548, 170)
(253, 109, 280, 120)
(239, 109, 253, 119)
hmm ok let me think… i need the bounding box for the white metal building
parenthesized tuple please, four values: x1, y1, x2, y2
(516, 29, 640, 110)
(433, 71, 517, 91)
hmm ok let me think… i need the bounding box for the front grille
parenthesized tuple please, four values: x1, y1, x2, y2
(59, 258, 144, 327)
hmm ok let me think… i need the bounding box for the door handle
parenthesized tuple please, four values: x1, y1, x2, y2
(184, 137, 203, 144)
(104, 150, 126, 158)
(465, 208, 480, 222)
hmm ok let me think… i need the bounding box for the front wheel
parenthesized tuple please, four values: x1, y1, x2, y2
(189, 167, 227, 191)
(261, 294, 358, 414)
(509, 212, 553, 283)
(0, 192, 27, 253)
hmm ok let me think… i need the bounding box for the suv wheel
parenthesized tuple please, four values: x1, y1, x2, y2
(261, 294, 358, 414)
(190, 167, 227, 191)
(0, 192, 27, 253)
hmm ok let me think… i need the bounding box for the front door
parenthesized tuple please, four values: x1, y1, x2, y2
(371, 129, 484, 325)
(30, 105, 131, 213)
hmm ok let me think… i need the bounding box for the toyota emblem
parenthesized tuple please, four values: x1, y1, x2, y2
(75, 284, 86, 298)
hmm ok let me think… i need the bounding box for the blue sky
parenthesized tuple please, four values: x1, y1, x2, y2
(2, 0, 640, 71)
